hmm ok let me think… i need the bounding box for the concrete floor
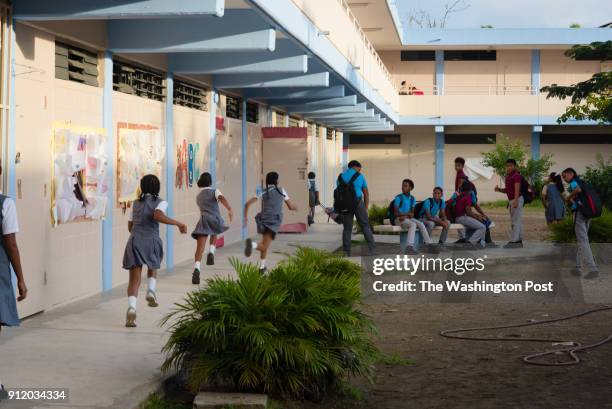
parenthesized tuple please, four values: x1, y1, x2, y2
(0, 222, 344, 409)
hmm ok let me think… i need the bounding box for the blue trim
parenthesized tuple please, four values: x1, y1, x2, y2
(342, 133, 349, 171)
(531, 129, 541, 160)
(209, 89, 217, 184)
(399, 115, 604, 126)
(213, 72, 329, 89)
(248, 86, 346, 100)
(165, 72, 174, 271)
(531, 50, 540, 95)
(435, 130, 444, 187)
(241, 99, 248, 239)
(101, 51, 114, 291)
(402, 28, 612, 46)
(435, 50, 444, 95)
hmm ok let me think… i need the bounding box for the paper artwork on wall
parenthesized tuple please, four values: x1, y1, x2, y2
(117, 123, 164, 204)
(51, 122, 108, 226)
(175, 139, 200, 189)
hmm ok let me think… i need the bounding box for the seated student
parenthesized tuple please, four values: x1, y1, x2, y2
(454, 180, 487, 249)
(393, 179, 437, 254)
(417, 186, 450, 245)
(451, 175, 496, 247)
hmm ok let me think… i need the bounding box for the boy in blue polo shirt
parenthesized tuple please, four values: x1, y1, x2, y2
(338, 160, 375, 257)
(393, 179, 435, 254)
(418, 186, 450, 245)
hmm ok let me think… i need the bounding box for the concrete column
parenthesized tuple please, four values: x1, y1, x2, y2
(531, 50, 541, 95)
(241, 99, 248, 239)
(209, 89, 218, 185)
(101, 51, 114, 291)
(342, 132, 349, 171)
(165, 72, 174, 271)
(435, 126, 445, 188)
(435, 50, 444, 95)
(531, 125, 542, 159)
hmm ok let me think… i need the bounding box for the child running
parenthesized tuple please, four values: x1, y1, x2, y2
(307, 171, 319, 226)
(191, 172, 233, 285)
(122, 174, 187, 327)
(418, 187, 450, 247)
(243, 171, 297, 272)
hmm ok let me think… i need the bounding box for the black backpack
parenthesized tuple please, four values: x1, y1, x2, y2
(333, 172, 360, 213)
(413, 200, 425, 219)
(520, 175, 536, 204)
(387, 195, 404, 226)
(577, 179, 603, 219)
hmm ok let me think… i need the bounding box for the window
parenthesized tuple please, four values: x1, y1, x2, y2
(55, 42, 99, 86)
(326, 128, 335, 140)
(275, 111, 286, 126)
(288, 116, 301, 127)
(307, 122, 315, 137)
(315, 124, 321, 137)
(401, 51, 435, 61)
(246, 102, 259, 124)
(225, 96, 241, 119)
(113, 60, 165, 101)
(174, 80, 207, 111)
(445, 134, 496, 144)
(540, 134, 611, 144)
(444, 50, 496, 61)
(349, 134, 401, 144)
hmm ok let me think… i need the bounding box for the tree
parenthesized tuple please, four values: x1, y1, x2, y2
(540, 41, 612, 124)
(569, 23, 581, 28)
(481, 135, 554, 186)
(405, 0, 470, 28)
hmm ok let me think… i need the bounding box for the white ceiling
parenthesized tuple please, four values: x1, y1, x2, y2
(348, 0, 403, 49)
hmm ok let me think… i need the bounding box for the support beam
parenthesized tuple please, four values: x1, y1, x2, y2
(531, 50, 541, 95)
(171, 40, 307, 74)
(241, 99, 248, 239)
(305, 109, 375, 121)
(101, 51, 114, 292)
(314, 113, 380, 125)
(247, 86, 345, 100)
(209, 89, 218, 183)
(285, 95, 357, 109)
(435, 50, 444, 95)
(342, 133, 349, 171)
(435, 125, 444, 188)
(290, 102, 367, 115)
(214, 72, 329, 88)
(531, 125, 542, 159)
(14, 0, 225, 20)
(109, 11, 275, 53)
(165, 72, 175, 271)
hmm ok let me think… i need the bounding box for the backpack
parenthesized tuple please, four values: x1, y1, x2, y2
(445, 198, 457, 223)
(387, 195, 404, 226)
(413, 200, 425, 219)
(576, 179, 603, 219)
(520, 176, 536, 204)
(333, 172, 360, 213)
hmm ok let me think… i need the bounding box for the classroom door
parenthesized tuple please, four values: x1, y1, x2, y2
(262, 127, 309, 232)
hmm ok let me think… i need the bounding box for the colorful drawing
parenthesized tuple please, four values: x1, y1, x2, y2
(117, 123, 164, 204)
(51, 122, 108, 226)
(175, 139, 200, 189)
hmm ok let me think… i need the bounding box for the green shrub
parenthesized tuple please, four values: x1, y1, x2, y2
(367, 204, 388, 226)
(162, 254, 377, 400)
(287, 247, 361, 279)
(582, 154, 612, 209)
(548, 208, 612, 243)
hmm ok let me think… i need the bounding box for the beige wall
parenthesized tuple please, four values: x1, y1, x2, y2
(541, 50, 601, 87)
(379, 50, 435, 92)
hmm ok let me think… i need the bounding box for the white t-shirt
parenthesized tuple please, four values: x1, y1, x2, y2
(307, 179, 318, 191)
(257, 187, 289, 201)
(202, 186, 223, 200)
(128, 196, 168, 222)
(1, 197, 19, 235)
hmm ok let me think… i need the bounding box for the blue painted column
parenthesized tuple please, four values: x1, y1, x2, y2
(165, 72, 174, 271)
(342, 132, 349, 171)
(435, 126, 445, 188)
(7, 19, 16, 289)
(209, 88, 218, 184)
(531, 125, 542, 160)
(241, 99, 248, 239)
(266, 106, 272, 126)
(322, 127, 328, 205)
(101, 51, 114, 291)
(310, 124, 317, 173)
(435, 50, 444, 95)
(531, 49, 541, 95)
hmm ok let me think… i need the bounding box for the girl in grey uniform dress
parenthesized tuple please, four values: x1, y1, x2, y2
(191, 172, 233, 285)
(243, 172, 297, 272)
(122, 174, 187, 328)
(542, 172, 566, 225)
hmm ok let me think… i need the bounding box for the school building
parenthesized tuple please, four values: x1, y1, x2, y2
(2, 0, 610, 319)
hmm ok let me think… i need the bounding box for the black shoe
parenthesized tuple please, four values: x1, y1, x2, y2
(405, 247, 418, 255)
(424, 244, 440, 254)
(0, 385, 8, 400)
(503, 241, 523, 248)
(584, 270, 600, 280)
(454, 238, 467, 244)
(259, 266, 268, 274)
(192, 269, 200, 285)
(206, 252, 215, 265)
(570, 268, 582, 277)
(485, 242, 499, 248)
(244, 238, 253, 257)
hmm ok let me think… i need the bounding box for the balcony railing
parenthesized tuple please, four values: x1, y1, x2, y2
(400, 85, 536, 96)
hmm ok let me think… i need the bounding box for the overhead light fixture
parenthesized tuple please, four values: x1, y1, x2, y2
(353, 66, 361, 70)
(363, 27, 383, 32)
(317, 30, 330, 36)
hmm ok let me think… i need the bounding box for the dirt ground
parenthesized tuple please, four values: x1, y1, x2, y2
(485, 206, 551, 243)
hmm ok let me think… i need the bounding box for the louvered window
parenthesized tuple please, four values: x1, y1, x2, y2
(113, 60, 165, 102)
(174, 81, 207, 111)
(326, 128, 335, 140)
(288, 116, 301, 127)
(55, 42, 99, 86)
(225, 96, 240, 119)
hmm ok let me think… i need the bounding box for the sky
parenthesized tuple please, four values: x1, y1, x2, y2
(397, 0, 612, 28)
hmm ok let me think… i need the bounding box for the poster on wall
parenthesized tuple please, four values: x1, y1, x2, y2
(176, 139, 200, 189)
(51, 121, 108, 226)
(117, 122, 164, 204)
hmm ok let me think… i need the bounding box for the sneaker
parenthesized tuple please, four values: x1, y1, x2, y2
(503, 241, 523, 249)
(259, 266, 268, 274)
(454, 238, 467, 244)
(244, 238, 253, 257)
(485, 242, 499, 248)
(206, 252, 215, 266)
(192, 269, 201, 285)
(145, 290, 158, 308)
(584, 270, 600, 280)
(125, 307, 137, 328)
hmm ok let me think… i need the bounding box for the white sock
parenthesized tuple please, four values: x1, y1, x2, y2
(147, 277, 156, 293)
(194, 261, 201, 270)
(128, 296, 137, 310)
(259, 259, 266, 269)
(252, 241, 258, 250)
(209, 244, 216, 254)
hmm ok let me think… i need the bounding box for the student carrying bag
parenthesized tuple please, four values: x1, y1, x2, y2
(333, 172, 360, 214)
(576, 179, 603, 219)
(520, 176, 536, 204)
(387, 195, 404, 226)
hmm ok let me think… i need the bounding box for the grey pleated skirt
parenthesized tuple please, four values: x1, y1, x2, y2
(122, 235, 164, 270)
(0, 267, 19, 327)
(192, 213, 229, 239)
